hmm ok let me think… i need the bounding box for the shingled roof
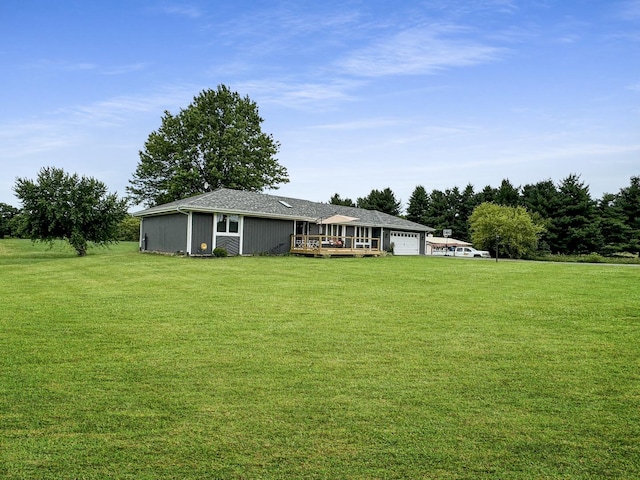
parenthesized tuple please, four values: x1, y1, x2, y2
(133, 188, 434, 232)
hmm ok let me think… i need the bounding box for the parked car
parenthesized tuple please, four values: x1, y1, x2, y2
(452, 246, 491, 258)
(432, 246, 491, 258)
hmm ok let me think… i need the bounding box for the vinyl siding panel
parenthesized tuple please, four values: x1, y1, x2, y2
(141, 214, 187, 253)
(191, 213, 213, 255)
(243, 217, 293, 255)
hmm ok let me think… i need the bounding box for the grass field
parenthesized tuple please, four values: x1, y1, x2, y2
(1, 239, 639, 479)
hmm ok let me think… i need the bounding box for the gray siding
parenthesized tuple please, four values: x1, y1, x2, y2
(243, 217, 294, 255)
(191, 213, 213, 255)
(382, 229, 391, 252)
(141, 214, 187, 253)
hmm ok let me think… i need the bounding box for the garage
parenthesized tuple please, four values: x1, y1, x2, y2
(390, 231, 420, 255)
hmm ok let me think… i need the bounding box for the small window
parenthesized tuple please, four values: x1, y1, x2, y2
(217, 214, 228, 232)
(217, 214, 240, 234)
(229, 215, 239, 233)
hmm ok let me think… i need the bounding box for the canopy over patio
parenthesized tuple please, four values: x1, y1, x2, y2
(319, 214, 359, 224)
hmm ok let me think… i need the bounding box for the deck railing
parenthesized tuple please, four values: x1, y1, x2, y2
(290, 235, 381, 256)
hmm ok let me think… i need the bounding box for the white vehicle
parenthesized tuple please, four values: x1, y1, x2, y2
(432, 246, 491, 258)
(451, 246, 491, 258)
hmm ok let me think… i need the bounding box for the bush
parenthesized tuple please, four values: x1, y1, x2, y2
(213, 247, 228, 257)
(577, 253, 606, 263)
(531, 253, 640, 264)
(117, 216, 141, 242)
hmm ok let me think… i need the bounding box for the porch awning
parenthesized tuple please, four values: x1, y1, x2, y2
(319, 214, 359, 224)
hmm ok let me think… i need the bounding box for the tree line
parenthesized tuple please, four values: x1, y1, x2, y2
(2, 84, 637, 258)
(333, 174, 639, 257)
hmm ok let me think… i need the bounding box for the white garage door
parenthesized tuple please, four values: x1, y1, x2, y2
(390, 231, 420, 255)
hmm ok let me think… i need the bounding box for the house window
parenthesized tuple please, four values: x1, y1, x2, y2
(229, 215, 239, 233)
(216, 214, 240, 234)
(217, 214, 228, 232)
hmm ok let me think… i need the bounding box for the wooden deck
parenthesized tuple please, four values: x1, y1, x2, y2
(290, 235, 381, 256)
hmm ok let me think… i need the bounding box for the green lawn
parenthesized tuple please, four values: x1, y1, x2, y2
(1, 240, 639, 479)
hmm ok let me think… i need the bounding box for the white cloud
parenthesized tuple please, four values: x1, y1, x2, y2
(338, 24, 506, 77)
(238, 79, 362, 110)
(57, 84, 199, 124)
(312, 118, 405, 130)
(24, 60, 150, 76)
(102, 63, 150, 75)
(160, 5, 203, 19)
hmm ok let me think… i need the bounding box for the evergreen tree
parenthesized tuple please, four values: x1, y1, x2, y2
(406, 186, 430, 225)
(443, 187, 463, 237)
(423, 189, 449, 234)
(598, 193, 630, 255)
(494, 179, 520, 207)
(520, 179, 560, 253)
(357, 188, 402, 216)
(616, 175, 640, 254)
(475, 185, 497, 204)
(329, 193, 355, 207)
(454, 183, 477, 242)
(551, 174, 603, 254)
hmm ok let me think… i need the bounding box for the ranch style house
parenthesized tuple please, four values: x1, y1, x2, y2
(133, 188, 435, 256)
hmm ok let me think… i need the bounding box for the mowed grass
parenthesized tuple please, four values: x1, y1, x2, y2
(1, 240, 638, 479)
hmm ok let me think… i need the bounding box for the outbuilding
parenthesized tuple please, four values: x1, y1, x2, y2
(425, 235, 472, 255)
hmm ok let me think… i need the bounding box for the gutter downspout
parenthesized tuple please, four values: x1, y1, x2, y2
(177, 207, 192, 255)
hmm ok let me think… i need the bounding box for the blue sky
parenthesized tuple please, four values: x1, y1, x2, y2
(1, 1, 639, 210)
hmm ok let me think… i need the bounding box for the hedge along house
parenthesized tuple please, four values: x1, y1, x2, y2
(132, 188, 434, 256)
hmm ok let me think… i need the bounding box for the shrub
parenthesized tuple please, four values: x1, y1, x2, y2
(213, 247, 228, 257)
(577, 253, 606, 263)
(117, 216, 141, 242)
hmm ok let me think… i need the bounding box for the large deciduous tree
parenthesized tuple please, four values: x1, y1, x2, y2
(14, 167, 128, 256)
(469, 202, 544, 259)
(0, 203, 20, 238)
(128, 85, 289, 207)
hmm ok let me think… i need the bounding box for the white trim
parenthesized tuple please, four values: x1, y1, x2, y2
(139, 218, 143, 249)
(213, 213, 242, 254)
(213, 213, 220, 249)
(212, 214, 217, 250)
(186, 211, 193, 254)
